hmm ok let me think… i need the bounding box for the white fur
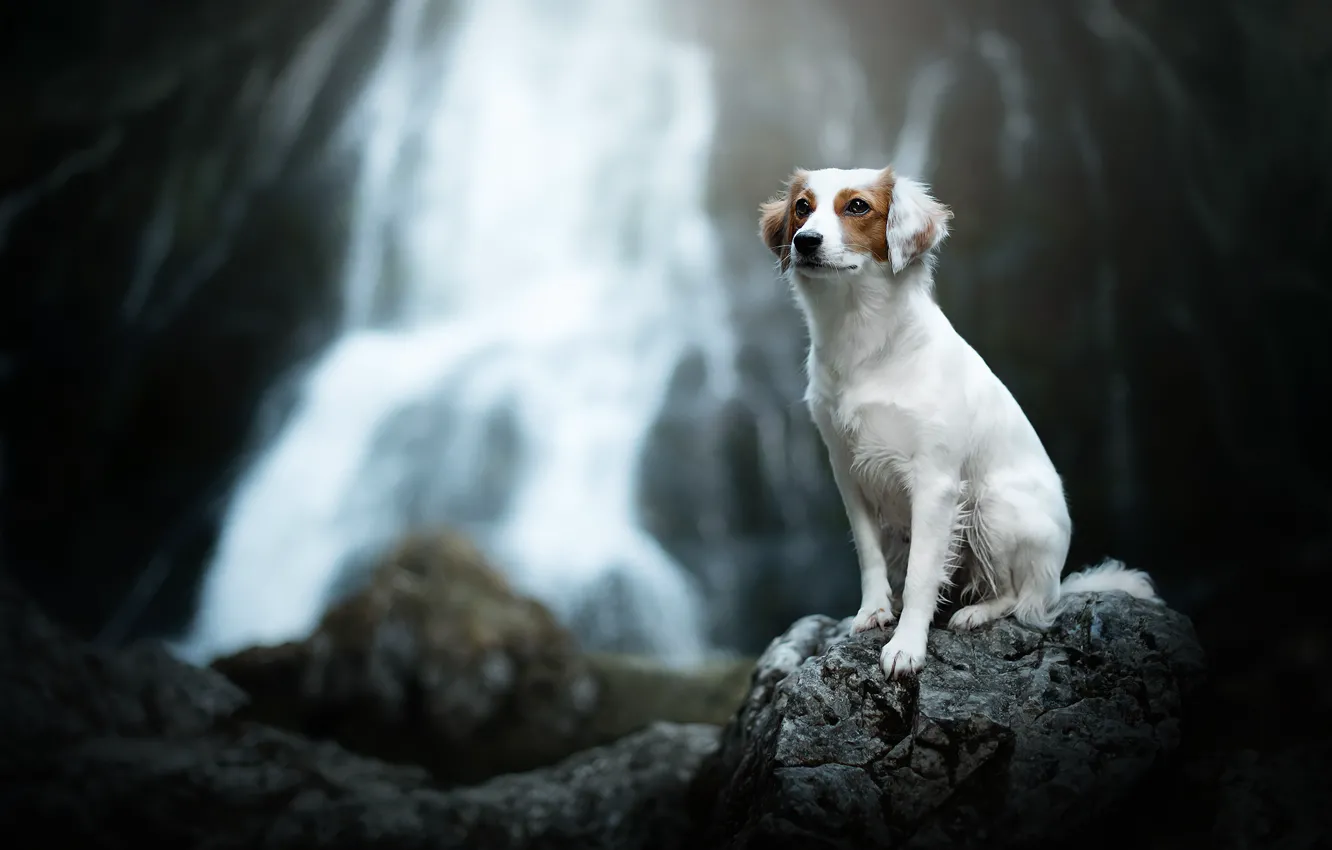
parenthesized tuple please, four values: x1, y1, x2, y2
(770, 167, 1160, 679)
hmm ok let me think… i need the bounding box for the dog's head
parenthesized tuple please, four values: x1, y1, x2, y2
(759, 167, 952, 278)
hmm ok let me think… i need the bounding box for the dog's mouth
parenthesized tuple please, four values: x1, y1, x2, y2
(795, 258, 859, 273)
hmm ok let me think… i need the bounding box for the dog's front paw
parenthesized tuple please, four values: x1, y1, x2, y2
(851, 601, 896, 633)
(880, 633, 926, 679)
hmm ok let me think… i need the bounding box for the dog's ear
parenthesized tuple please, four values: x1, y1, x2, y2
(759, 194, 789, 261)
(885, 174, 952, 274)
(758, 170, 807, 271)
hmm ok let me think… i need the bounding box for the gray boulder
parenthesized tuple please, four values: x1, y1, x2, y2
(692, 593, 1207, 849)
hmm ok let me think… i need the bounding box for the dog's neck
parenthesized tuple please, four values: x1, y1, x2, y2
(790, 262, 943, 376)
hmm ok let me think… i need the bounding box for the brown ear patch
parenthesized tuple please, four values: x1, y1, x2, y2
(882, 168, 954, 272)
(834, 170, 894, 264)
(758, 170, 810, 271)
(759, 197, 789, 258)
(910, 218, 939, 263)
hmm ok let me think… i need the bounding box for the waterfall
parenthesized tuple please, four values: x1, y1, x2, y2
(172, 0, 738, 665)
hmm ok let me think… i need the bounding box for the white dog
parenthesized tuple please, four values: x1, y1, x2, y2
(759, 166, 1160, 679)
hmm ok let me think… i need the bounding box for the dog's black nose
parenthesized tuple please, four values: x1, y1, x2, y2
(793, 231, 823, 256)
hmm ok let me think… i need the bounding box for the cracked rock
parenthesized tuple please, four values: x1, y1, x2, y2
(692, 593, 1206, 849)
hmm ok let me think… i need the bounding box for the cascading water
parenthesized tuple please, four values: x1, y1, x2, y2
(173, 0, 740, 665)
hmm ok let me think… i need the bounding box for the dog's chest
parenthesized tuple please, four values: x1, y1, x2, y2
(831, 398, 919, 531)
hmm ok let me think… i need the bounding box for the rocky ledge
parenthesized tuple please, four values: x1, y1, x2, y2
(691, 594, 1208, 850)
(1, 563, 1229, 849)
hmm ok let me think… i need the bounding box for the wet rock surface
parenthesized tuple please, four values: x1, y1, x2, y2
(692, 593, 1209, 849)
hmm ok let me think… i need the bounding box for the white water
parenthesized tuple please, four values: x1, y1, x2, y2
(173, 0, 738, 665)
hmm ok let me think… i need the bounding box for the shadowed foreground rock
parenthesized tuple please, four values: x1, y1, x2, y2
(0, 575, 718, 848)
(211, 531, 753, 786)
(692, 593, 1208, 850)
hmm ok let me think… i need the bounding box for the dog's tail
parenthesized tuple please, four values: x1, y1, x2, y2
(1013, 558, 1161, 629)
(1059, 558, 1159, 600)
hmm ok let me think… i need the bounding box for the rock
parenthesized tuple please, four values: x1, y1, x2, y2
(0, 569, 720, 848)
(211, 530, 752, 785)
(692, 593, 1207, 850)
(581, 651, 755, 744)
(211, 530, 599, 786)
(0, 577, 249, 757)
(15, 720, 721, 850)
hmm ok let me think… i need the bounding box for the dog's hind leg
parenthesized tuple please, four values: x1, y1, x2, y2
(947, 488, 1016, 631)
(978, 483, 1068, 630)
(948, 595, 1016, 631)
(1010, 538, 1067, 629)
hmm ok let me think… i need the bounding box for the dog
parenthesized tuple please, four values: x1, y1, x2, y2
(759, 166, 1160, 679)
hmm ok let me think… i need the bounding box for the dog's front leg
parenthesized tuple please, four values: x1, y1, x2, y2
(881, 471, 959, 678)
(812, 409, 894, 633)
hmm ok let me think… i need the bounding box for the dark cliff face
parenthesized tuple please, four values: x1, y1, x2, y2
(0, 0, 1329, 723)
(673, 0, 1332, 574)
(1, 0, 397, 638)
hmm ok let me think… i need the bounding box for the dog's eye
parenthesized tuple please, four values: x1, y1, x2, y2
(794, 198, 812, 216)
(845, 198, 870, 216)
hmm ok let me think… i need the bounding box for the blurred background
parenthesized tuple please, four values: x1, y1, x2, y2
(3, 0, 1329, 745)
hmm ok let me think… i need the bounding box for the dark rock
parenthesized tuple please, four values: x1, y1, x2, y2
(12, 721, 720, 850)
(0, 577, 248, 756)
(211, 530, 752, 786)
(692, 592, 1207, 849)
(0, 569, 721, 848)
